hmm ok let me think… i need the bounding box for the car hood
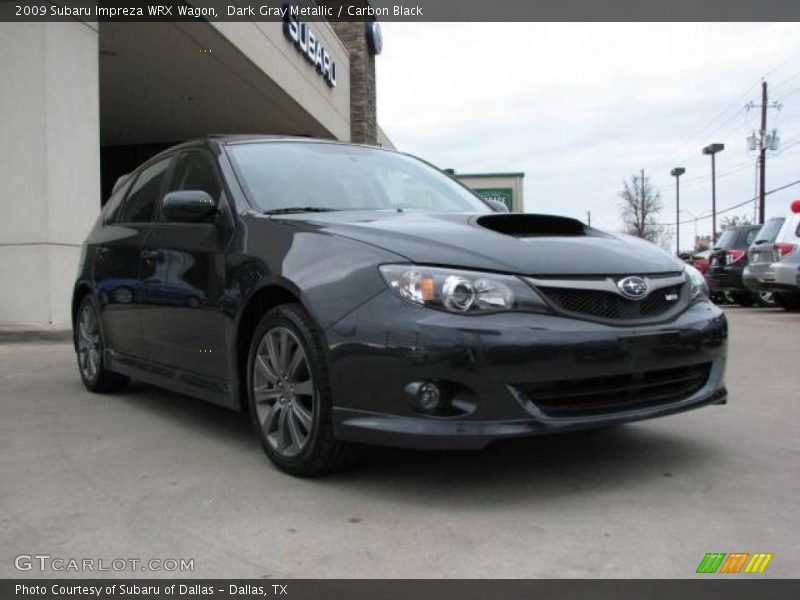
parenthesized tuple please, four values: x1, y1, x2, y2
(271, 211, 684, 276)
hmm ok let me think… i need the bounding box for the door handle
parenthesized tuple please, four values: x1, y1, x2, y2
(140, 250, 161, 259)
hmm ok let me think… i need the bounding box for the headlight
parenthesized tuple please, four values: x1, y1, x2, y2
(379, 265, 550, 314)
(685, 264, 709, 300)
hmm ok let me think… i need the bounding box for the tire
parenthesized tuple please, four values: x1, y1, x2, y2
(753, 288, 776, 308)
(774, 293, 800, 312)
(731, 292, 755, 307)
(246, 303, 358, 477)
(74, 296, 130, 393)
(710, 292, 730, 305)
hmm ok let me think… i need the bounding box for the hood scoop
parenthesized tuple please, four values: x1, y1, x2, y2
(477, 213, 590, 238)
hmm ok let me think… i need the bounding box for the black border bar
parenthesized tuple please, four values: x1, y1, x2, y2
(2, 0, 800, 22)
(4, 580, 800, 600)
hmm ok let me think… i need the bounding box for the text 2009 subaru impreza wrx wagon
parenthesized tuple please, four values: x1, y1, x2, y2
(72, 136, 728, 476)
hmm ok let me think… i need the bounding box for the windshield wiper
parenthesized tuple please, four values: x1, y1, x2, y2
(263, 207, 338, 215)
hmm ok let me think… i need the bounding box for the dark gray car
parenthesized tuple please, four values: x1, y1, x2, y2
(71, 136, 729, 476)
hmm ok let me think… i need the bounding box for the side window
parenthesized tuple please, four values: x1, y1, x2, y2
(744, 228, 758, 246)
(103, 176, 132, 225)
(119, 157, 172, 223)
(167, 151, 222, 204)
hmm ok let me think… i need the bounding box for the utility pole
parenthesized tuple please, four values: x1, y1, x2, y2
(586, 211, 591, 226)
(671, 167, 685, 255)
(746, 81, 782, 224)
(702, 143, 724, 242)
(759, 81, 768, 224)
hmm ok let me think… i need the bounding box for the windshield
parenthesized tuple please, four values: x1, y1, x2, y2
(227, 142, 491, 213)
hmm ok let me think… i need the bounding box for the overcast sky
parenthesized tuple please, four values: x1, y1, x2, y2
(376, 23, 800, 250)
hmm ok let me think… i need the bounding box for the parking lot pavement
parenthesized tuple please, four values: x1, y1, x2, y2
(1, 307, 798, 579)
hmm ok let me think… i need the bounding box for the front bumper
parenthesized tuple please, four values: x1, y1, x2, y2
(325, 291, 728, 449)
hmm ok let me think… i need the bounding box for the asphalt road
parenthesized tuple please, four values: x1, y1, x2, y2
(1, 307, 798, 579)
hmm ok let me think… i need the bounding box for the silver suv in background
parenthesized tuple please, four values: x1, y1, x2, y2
(743, 217, 785, 306)
(762, 202, 800, 311)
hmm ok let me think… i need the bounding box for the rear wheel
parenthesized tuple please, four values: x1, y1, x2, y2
(75, 297, 130, 393)
(247, 304, 357, 476)
(774, 293, 800, 312)
(753, 288, 776, 307)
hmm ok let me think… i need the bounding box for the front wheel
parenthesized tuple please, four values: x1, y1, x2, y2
(74, 297, 130, 393)
(246, 304, 357, 476)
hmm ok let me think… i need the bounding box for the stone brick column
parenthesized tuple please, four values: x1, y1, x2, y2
(330, 21, 377, 145)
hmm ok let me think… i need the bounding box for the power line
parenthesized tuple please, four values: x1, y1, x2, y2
(666, 178, 800, 226)
(772, 69, 800, 92)
(650, 48, 800, 175)
(762, 48, 800, 81)
(776, 84, 800, 101)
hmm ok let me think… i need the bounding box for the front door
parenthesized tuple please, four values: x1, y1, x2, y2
(94, 156, 173, 360)
(139, 150, 233, 383)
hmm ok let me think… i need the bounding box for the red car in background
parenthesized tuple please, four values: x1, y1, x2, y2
(691, 250, 711, 275)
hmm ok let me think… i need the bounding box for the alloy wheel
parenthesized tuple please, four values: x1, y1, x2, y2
(758, 289, 775, 306)
(77, 304, 101, 381)
(253, 326, 315, 458)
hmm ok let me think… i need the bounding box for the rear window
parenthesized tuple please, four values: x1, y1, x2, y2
(754, 218, 785, 243)
(743, 227, 759, 246)
(775, 214, 800, 243)
(714, 229, 735, 249)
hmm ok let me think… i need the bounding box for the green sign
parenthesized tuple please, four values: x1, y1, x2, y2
(474, 187, 513, 210)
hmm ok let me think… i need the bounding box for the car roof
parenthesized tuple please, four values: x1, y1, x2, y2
(206, 134, 394, 153)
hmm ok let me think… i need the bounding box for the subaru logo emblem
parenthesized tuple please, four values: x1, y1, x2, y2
(617, 276, 649, 299)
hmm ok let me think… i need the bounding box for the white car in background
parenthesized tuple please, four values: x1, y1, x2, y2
(762, 200, 800, 311)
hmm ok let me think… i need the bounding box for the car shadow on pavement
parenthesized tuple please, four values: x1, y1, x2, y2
(111, 381, 719, 505)
(327, 425, 718, 506)
(113, 381, 257, 452)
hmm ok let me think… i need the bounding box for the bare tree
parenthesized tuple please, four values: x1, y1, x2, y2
(618, 171, 664, 243)
(719, 214, 752, 230)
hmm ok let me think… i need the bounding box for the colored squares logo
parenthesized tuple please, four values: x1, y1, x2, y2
(696, 553, 773, 574)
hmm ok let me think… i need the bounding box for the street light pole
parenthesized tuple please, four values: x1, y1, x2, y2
(670, 167, 685, 255)
(702, 143, 725, 243)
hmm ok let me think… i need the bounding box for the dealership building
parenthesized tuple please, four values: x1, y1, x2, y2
(453, 172, 525, 213)
(0, 16, 391, 327)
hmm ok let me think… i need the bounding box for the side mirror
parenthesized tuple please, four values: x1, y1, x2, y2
(162, 191, 217, 222)
(485, 199, 510, 213)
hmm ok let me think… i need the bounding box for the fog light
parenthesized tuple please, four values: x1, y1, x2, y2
(417, 382, 441, 413)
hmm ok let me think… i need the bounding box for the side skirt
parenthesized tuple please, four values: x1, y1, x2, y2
(105, 350, 240, 411)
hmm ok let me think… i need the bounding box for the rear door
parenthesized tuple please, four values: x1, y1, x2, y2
(93, 156, 173, 359)
(139, 149, 234, 383)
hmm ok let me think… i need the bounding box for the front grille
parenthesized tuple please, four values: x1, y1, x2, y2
(515, 363, 712, 418)
(539, 284, 683, 321)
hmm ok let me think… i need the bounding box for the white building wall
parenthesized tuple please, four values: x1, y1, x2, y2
(0, 21, 100, 327)
(210, 18, 351, 141)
